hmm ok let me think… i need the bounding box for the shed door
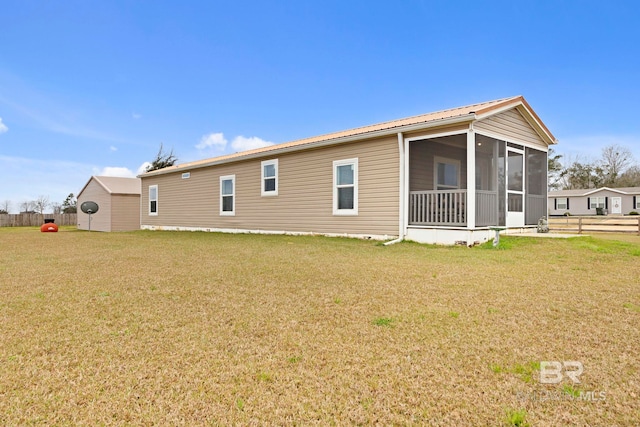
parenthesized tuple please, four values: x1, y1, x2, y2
(611, 197, 622, 214)
(506, 148, 525, 227)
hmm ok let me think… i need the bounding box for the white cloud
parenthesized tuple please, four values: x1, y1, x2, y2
(0, 117, 8, 134)
(194, 132, 275, 155)
(196, 132, 228, 151)
(95, 166, 136, 178)
(132, 112, 142, 120)
(109, 145, 118, 152)
(231, 135, 274, 152)
(136, 162, 152, 175)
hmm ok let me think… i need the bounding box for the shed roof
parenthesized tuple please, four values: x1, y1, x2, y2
(78, 176, 141, 197)
(549, 186, 640, 197)
(141, 95, 556, 177)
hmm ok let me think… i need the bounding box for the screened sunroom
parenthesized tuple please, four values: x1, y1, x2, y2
(408, 133, 547, 230)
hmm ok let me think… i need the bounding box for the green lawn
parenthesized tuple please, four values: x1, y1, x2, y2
(1, 227, 639, 425)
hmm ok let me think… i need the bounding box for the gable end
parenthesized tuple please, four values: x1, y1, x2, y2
(474, 107, 549, 149)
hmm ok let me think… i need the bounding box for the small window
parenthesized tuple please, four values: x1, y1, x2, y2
(556, 198, 568, 210)
(434, 157, 460, 190)
(333, 158, 358, 215)
(636, 197, 640, 210)
(182, 172, 191, 179)
(149, 185, 158, 215)
(261, 159, 278, 196)
(220, 175, 235, 216)
(590, 197, 605, 209)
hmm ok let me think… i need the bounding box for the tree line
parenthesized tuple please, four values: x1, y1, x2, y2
(0, 193, 77, 215)
(549, 144, 640, 190)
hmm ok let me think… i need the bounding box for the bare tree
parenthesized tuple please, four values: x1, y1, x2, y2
(557, 145, 639, 190)
(599, 144, 634, 187)
(20, 201, 35, 213)
(33, 195, 50, 214)
(0, 200, 11, 214)
(51, 202, 63, 214)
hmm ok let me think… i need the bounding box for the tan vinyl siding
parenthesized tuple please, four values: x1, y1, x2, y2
(111, 194, 141, 231)
(475, 108, 547, 149)
(77, 180, 112, 232)
(142, 135, 400, 237)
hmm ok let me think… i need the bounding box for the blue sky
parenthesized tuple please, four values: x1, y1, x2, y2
(1, 1, 640, 212)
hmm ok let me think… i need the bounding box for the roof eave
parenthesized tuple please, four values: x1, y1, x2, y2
(140, 113, 477, 178)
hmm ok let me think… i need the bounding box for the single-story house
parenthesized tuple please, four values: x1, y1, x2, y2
(139, 96, 556, 245)
(548, 187, 640, 216)
(77, 176, 142, 232)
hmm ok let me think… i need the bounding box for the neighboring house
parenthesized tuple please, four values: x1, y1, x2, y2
(77, 176, 142, 232)
(549, 187, 640, 216)
(139, 96, 556, 245)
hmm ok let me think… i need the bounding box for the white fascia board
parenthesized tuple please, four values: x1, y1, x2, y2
(583, 187, 628, 196)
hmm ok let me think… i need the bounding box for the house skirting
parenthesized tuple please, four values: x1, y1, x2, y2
(405, 226, 537, 246)
(140, 224, 539, 246)
(141, 225, 394, 241)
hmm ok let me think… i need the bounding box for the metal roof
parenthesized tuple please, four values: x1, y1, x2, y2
(78, 176, 141, 197)
(141, 95, 556, 177)
(549, 187, 640, 197)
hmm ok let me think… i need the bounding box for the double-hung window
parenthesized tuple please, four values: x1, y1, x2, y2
(590, 197, 605, 209)
(434, 157, 460, 190)
(333, 158, 358, 215)
(636, 197, 640, 210)
(149, 185, 158, 215)
(556, 198, 568, 210)
(220, 175, 235, 215)
(261, 159, 278, 196)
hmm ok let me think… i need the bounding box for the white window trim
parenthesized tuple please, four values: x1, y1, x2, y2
(556, 197, 568, 210)
(220, 175, 235, 216)
(149, 185, 158, 216)
(636, 198, 640, 210)
(590, 196, 605, 209)
(261, 159, 278, 196)
(333, 158, 358, 216)
(433, 156, 461, 191)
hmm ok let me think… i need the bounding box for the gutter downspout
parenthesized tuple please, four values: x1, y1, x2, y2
(384, 132, 405, 246)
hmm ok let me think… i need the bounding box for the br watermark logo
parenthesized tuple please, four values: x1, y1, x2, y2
(517, 361, 606, 402)
(540, 361, 583, 384)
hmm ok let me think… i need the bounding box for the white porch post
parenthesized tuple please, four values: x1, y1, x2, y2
(466, 127, 476, 229)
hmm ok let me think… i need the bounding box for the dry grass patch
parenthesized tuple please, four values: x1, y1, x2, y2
(0, 227, 639, 424)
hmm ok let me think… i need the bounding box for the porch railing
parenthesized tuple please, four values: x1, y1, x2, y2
(409, 190, 467, 226)
(409, 190, 500, 227)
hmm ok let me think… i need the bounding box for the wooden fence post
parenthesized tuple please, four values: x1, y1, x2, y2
(637, 217, 640, 236)
(578, 217, 583, 234)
